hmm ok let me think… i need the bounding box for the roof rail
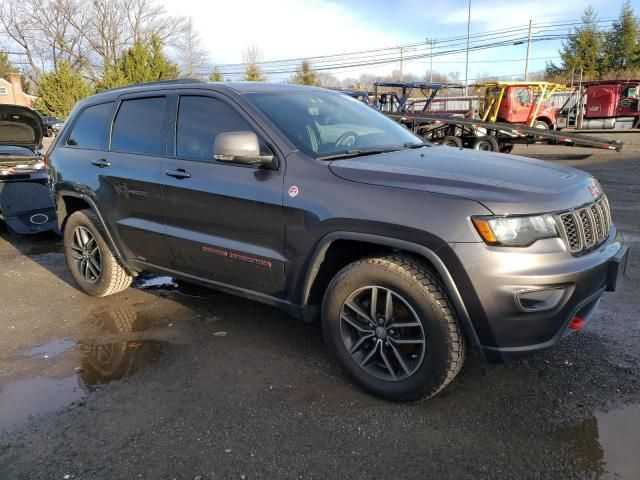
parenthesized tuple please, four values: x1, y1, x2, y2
(99, 78, 205, 94)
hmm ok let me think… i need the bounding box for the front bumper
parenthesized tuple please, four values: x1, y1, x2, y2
(451, 227, 627, 363)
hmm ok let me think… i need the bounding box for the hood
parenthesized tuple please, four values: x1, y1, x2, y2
(0, 105, 43, 150)
(329, 145, 600, 215)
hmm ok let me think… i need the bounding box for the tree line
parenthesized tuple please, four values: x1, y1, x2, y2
(546, 1, 640, 81)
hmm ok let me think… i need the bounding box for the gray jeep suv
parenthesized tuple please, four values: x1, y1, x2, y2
(47, 81, 628, 400)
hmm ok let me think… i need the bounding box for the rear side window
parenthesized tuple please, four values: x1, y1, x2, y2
(111, 97, 166, 155)
(66, 102, 114, 149)
(176, 96, 255, 160)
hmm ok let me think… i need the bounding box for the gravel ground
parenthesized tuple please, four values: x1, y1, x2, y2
(0, 139, 638, 479)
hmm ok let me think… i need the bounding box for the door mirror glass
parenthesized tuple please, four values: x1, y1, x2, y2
(213, 131, 273, 167)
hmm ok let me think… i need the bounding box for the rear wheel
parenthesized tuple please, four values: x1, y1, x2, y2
(472, 135, 499, 152)
(499, 143, 514, 154)
(322, 254, 466, 401)
(440, 135, 462, 148)
(63, 209, 132, 297)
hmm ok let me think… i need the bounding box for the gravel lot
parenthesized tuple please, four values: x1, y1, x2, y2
(0, 137, 638, 479)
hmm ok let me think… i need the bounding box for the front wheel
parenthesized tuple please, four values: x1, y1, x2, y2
(322, 254, 466, 401)
(63, 209, 132, 297)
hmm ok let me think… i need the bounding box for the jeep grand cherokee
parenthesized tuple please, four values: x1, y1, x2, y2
(47, 80, 628, 400)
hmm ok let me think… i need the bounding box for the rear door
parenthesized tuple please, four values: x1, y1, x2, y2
(161, 93, 286, 295)
(97, 94, 170, 266)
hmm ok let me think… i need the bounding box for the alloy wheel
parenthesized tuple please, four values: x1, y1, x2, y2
(70, 226, 102, 284)
(339, 286, 426, 381)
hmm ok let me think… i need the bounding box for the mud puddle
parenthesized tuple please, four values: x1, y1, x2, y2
(562, 404, 640, 479)
(0, 306, 170, 432)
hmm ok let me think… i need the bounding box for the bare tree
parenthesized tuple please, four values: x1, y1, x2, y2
(242, 45, 264, 81)
(176, 18, 209, 78)
(0, 0, 186, 85)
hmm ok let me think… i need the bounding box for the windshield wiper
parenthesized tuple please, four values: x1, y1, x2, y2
(403, 142, 430, 149)
(318, 147, 404, 161)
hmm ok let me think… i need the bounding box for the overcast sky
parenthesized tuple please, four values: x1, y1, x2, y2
(162, 0, 640, 81)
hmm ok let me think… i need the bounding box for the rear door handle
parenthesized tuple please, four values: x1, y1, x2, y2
(91, 158, 111, 168)
(165, 168, 191, 179)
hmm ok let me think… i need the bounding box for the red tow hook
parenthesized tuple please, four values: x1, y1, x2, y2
(568, 316, 585, 331)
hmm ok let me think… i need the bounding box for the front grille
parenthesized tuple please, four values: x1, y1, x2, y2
(557, 196, 612, 255)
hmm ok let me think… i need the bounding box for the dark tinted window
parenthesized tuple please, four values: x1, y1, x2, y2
(66, 102, 114, 149)
(176, 96, 255, 160)
(111, 97, 166, 154)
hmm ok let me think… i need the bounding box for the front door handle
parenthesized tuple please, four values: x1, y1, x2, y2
(165, 168, 191, 179)
(91, 158, 111, 168)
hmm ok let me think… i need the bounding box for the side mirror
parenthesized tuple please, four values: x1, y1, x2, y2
(213, 131, 273, 167)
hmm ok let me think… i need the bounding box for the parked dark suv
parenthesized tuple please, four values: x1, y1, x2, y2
(48, 80, 628, 400)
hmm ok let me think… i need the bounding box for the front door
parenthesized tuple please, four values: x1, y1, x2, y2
(510, 87, 533, 124)
(161, 94, 286, 295)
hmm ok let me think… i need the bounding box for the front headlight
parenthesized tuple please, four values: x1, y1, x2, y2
(472, 214, 558, 247)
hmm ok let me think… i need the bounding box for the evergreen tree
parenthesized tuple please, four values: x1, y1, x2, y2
(559, 6, 605, 79)
(604, 1, 639, 70)
(97, 36, 179, 91)
(0, 51, 17, 79)
(291, 61, 319, 86)
(36, 62, 92, 117)
(209, 67, 224, 82)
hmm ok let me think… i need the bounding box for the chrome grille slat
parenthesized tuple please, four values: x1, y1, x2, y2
(557, 195, 611, 256)
(591, 203, 604, 240)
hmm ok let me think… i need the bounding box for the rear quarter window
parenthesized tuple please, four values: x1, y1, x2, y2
(66, 102, 114, 149)
(111, 97, 166, 155)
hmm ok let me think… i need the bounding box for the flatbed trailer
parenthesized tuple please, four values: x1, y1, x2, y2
(385, 112, 624, 152)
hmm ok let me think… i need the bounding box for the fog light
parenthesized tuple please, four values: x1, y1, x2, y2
(515, 287, 565, 312)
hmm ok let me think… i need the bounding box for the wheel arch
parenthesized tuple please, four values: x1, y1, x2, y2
(535, 116, 554, 128)
(300, 232, 484, 357)
(56, 191, 135, 275)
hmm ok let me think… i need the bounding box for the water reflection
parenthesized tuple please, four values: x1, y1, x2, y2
(0, 306, 167, 431)
(76, 306, 166, 389)
(562, 404, 640, 479)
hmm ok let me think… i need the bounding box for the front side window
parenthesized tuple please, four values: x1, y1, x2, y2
(66, 102, 114, 149)
(515, 88, 532, 104)
(111, 97, 166, 154)
(247, 91, 421, 158)
(176, 96, 256, 160)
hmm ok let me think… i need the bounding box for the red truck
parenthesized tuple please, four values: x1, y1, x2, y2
(561, 80, 640, 129)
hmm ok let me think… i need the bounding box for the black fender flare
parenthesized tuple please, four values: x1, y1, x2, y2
(56, 191, 135, 274)
(300, 231, 483, 358)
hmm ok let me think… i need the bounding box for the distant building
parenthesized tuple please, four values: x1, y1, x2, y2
(0, 72, 38, 108)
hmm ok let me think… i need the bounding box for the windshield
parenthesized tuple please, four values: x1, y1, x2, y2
(247, 91, 423, 158)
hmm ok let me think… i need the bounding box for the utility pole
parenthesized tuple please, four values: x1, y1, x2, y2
(400, 47, 404, 81)
(464, 0, 471, 94)
(524, 19, 532, 80)
(426, 38, 435, 82)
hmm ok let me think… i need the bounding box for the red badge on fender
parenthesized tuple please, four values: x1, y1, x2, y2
(288, 185, 299, 198)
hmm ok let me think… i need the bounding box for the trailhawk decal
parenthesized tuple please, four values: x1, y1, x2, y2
(201, 246, 273, 269)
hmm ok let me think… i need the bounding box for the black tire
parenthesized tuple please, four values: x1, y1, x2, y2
(440, 135, 462, 148)
(499, 143, 514, 154)
(533, 120, 549, 129)
(322, 254, 466, 401)
(472, 135, 499, 152)
(63, 209, 132, 297)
